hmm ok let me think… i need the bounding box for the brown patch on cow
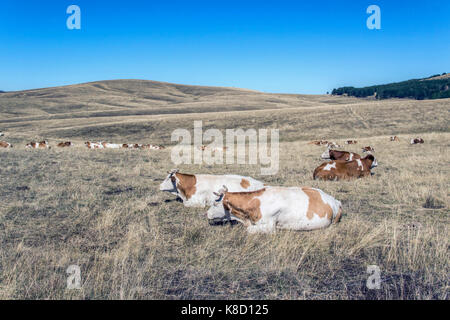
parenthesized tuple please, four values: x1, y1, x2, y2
(222, 189, 266, 225)
(240, 178, 250, 189)
(0, 141, 12, 148)
(302, 187, 333, 220)
(329, 150, 361, 161)
(174, 173, 197, 200)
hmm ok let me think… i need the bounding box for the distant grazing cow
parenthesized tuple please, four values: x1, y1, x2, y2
(390, 136, 400, 142)
(308, 140, 328, 146)
(0, 141, 12, 148)
(159, 169, 265, 208)
(121, 143, 141, 149)
(345, 140, 357, 145)
(321, 148, 361, 161)
(142, 144, 165, 150)
(313, 154, 378, 180)
(101, 142, 121, 149)
(57, 141, 73, 148)
(0, 132, 4, 137)
(206, 186, 342, 233)
(197, 145, 227, 152)
(85, 141, 104, 149)
(362, 146, 375, 153)
(26, 141, 50, 149)
(326, 141, 341, 148)
(410, 138, 424, 145)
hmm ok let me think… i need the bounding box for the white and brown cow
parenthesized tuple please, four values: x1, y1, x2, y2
(362, 146, 375, 153)
(410, 138, 424, 145)
(26, 141, 50, 149)
(326, 141, 341, 148)
(207, 186, 342, 233)
(0, 141, 12, 148)
(197, 145, 227, 152)
(57, 141, 74, 148)
(390, 136, 400, 142)
(345, 140, 357, 145)
(159, 169, 265, 208)
(85, 141, 104, 149)
(313, 154, 378, 180)
(308, 140, 328, 146)
(101, 142, 121, 149)
(141, 144, 164, 150)
(321, 147, 361, 161)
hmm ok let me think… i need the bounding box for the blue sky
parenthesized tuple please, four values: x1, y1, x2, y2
(1, 0, 449, 93)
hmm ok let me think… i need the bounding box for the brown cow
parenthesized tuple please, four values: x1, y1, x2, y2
(0, 141, 12, 148)
(26, 141, 50, 149)
(410, 138, 424, 144)
(321, 148, 361, 161)
(390, 136, 400, 142)
(57, 141, 73, 148)
(313, 154, 378, 180)
(345, 140, 357, 145)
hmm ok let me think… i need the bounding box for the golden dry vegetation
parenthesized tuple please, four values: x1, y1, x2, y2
(0, 80, 448, 299)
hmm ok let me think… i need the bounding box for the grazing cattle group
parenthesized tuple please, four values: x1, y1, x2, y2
(0, 128, 429, 234)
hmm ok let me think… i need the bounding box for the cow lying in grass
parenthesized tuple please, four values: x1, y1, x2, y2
(159, 169, 265, 208)
(313, 154, 378, 180)
(410, 138, 424, 144)
(26, 141, 50, 149)
(85, 141, 104, 149)
(321, 147, 361, 161)
(206, 186, 342, 233)
(57, 141, 74, 148)
(0, 141, 12, 148)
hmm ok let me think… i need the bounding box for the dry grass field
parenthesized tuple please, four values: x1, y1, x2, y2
(0, 80, 448, 299)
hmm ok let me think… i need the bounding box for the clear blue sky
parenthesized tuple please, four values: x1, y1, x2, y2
(1, 0, 449, 93)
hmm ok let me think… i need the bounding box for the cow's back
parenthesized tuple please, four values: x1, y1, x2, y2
(195, 174, 265, 206)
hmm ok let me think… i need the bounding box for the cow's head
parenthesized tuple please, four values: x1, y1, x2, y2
(159, 169, 179, 194)
(207, 186, 231, 222)
(364, 154, 378, 168)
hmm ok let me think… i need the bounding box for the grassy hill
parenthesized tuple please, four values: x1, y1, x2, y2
(0, 80, 448, 299)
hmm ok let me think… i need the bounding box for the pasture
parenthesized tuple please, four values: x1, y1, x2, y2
(0, 80, 448, 299)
